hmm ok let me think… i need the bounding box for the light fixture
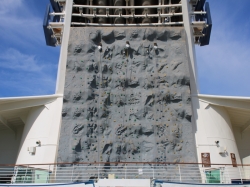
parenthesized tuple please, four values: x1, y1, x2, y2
(126, 41, 130, 49)
(98, 43, 102, 52)
(36, 140, 41, 146)
(215, 140, 219, 147)
(153, 43, 158, 50)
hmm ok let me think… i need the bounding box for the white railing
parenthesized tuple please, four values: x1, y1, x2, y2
(70, 3, 183, 26)
(47, 2, 206, 27)
(71, 22, 184, 26)
(0, 163, 250, 184)
(72, 4, 182, 9)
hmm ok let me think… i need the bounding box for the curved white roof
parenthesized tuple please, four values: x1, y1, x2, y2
(197, 94, 250, 133)
(0, 94, 62, 132)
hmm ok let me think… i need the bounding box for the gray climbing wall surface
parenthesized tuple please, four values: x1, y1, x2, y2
(57, 27, 197, 173)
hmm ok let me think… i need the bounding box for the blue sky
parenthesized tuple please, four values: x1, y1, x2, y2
(0, 0, 249, 97)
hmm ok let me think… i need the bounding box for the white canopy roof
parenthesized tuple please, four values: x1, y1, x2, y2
(0, 94, 62, 132)
(197, 94, 250, 133)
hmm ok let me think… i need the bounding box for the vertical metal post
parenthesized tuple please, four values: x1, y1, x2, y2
(86, 0, 90, 23)
(125, 165, 127, 179)
(98, 164, 100, 180)
(219, 167, 225, 184)
(11, 166, 18, 184)
(90, 0, 93, 23)
(23, 165, 28, 183)
(158, 0, 161, 23)
(224, 166, 230, 184)
(169, 0, 171, 23)
(125, 0, 129, 24)
(238, 166, 243, 184)
(161, 0, 164, 23)
(153, 164, 155, 179)
(71, 164, 74, 182)
(54, 164, 58, 182)
(202, 168, 207, 183)
(46, 165, 50, 183)
(178, 164, 182, 182)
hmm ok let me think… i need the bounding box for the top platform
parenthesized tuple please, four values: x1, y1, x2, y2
(43, 0, 212, 46)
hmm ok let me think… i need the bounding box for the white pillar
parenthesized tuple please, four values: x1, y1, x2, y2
(55, 0, 73, 94)
(181, 0, 199, 95)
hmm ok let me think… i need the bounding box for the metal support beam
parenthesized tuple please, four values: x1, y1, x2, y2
(0, 115, 15, 133)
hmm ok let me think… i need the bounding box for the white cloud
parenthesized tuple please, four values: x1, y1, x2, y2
(0, 48, 45, 72)
(0, 70, 56, 97)
(0, 0, 44, 47)
(0, 1, 59, 97)
(0, 0, 22, 15)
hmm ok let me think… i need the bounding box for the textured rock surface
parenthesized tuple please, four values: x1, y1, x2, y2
(57, 27, 197, 168)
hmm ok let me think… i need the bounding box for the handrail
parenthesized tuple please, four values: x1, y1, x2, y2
(72, 4, 182, 9)
(71, 22, 183, 26)
(0, 163, 249, 184)
(1, 162, 250, 167)
(71, 13, 183, 18)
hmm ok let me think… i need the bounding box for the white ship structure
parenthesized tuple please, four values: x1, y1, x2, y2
(0, 0, 250, 186)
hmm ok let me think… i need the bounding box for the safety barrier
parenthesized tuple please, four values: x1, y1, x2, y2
(0, 162, 250, 184)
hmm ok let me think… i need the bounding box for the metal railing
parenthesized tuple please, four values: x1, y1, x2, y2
(0, 162, 250, 184)
(70, 4, 184, 26)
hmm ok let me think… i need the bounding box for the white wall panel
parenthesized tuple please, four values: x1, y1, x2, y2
(194, 99, 241, 165)
(16, 98, 63, 165)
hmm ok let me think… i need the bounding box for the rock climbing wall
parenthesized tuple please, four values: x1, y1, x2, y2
(57, 27, 197, 167)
